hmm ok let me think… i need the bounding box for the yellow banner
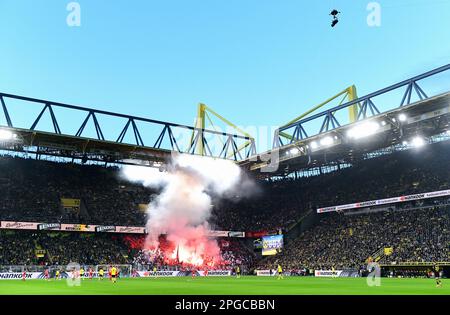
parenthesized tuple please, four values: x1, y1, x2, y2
(262, 248, 278, 256)
(138, 204, 148, 213)
(384, 247, 393, 256)
(35, 249, 46, 258)
(61, 198, 80, 208)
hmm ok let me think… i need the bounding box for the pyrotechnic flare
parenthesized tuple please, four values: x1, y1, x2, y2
(122, 153, 244, 267)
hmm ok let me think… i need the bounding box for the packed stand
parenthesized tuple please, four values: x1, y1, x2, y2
(1, 141, 450, 233)
(0, 156, 152, 226)
(258, 204, 450, 271)
(0, 231, 256, 270)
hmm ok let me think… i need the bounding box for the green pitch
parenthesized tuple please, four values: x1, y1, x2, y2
(0, 277, 448, 295)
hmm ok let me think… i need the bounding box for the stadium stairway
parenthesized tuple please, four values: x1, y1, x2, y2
(79, 199, 91, 222)
(284, 209, 318, 243)
(369, 247, 386, 263)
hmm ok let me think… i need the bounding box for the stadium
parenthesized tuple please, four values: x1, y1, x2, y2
(0, 1, 449, 306)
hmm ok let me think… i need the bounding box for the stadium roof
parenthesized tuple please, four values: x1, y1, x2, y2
(239, 92, 450, 177)
(1, 65, 449, 171)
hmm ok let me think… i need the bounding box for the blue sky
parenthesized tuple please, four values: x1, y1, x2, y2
(0, 0, 449, 151)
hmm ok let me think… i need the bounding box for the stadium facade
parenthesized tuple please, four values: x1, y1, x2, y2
(1, 65, 450, 279)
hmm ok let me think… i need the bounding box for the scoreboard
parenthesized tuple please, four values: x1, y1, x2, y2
(261, 235, 284, 256)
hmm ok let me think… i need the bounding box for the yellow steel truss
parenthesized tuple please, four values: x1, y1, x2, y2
(190, 103, 255, 157)
(279, 85, 359, 141)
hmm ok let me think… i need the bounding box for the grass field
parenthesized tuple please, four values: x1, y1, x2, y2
(0, 277, 448, 295)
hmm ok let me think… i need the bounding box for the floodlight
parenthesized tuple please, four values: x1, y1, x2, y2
(310, 141, 319, 149)
(398, 113, 407, 122)
(320, 136, 333, 146)
(347, 121, 380, 139)
(0, 129, 14, 140)
(411, 136, 425, 148)
(290, 148, 300, 155)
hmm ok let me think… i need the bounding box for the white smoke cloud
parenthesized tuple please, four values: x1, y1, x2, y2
(121, 153, 245, 266)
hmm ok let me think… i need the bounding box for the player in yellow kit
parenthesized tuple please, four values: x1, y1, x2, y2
(55, 269, 60, 280)
(79, 268, 84, 280)
(111, 266, 117, 284)
(277, 264, 283, 280)
(98, 268, 104, 280)
(434, 265, 442, 288)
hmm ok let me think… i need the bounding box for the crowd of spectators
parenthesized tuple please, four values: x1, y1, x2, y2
(212, 141, 450, 231)
(0, 155, 307, 232)
(127, 235, 256, 271)
(0, 231, 132, 265)
(2, 141, 450, 233)
(210, 189, 302, 232)
(0, 230, 256, 270)
(259, 203, 450, 271)
(1, 141, 450, 271)
(0, 231, 36, 265)
(38, 233, 131, 266)
(0, 156, 151, 226)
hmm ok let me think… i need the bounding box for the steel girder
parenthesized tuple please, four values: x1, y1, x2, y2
(0, 92, 255, 161)
(274, 64, 450, 148)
